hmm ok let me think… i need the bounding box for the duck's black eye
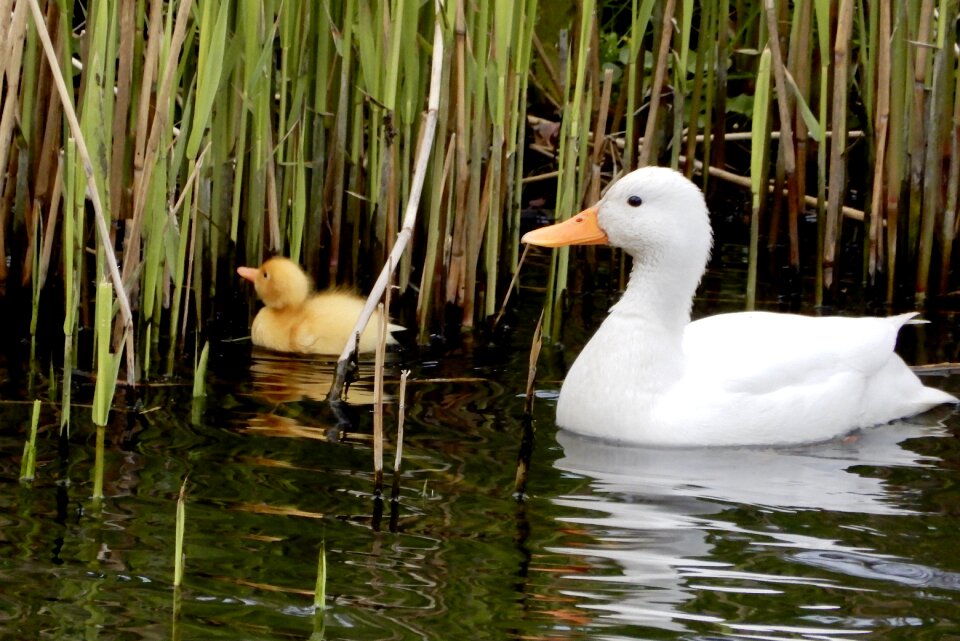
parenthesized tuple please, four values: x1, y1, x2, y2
(262, 270, 270, 279)
(627, 195, 643, 207)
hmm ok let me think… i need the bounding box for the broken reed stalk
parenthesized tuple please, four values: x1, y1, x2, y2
(762, 0, 801, 268)
(25, 0, 135, 385)
(514, 311, 543, 498)
(491, 243, 531, 331)
(174, 478, 187, 587)
(19, 399, 41, 482)
(372, 302, 386, 495)
(524, 311, 544, 416)
(328, 0, 444, 402)
(391, 369, 410, 502)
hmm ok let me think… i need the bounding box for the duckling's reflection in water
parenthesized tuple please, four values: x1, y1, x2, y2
(542, 414, 954, 635)
(242, 348, 397, 441)
(249, 349, 378, 404)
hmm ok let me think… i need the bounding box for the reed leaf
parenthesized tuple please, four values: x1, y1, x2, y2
(192, 341, 210, 398)
(92, 281, 123, 427)
(185, 0, 230, 161)
(174, 478, 187, 587)
(748, 47, 772, 310)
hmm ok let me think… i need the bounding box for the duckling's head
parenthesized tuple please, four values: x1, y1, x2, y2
(237, 257, 312, 309)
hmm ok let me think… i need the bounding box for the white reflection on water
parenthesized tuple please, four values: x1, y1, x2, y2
(546, 419, 953, 637)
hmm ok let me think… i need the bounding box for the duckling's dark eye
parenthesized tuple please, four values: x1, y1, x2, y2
(627, 195, 643, 207)
(262, 270, 269, 279)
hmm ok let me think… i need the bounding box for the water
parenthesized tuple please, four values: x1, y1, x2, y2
(2, 292, 960, 640)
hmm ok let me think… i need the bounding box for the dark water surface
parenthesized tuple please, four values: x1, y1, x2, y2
(3, 285, 960, 640)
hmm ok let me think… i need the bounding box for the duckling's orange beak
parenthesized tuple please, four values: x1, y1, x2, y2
(521, 205, 608, 247)
(237, 266, 259, 283)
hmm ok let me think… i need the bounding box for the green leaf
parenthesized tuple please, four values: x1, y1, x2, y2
(784, 70, 823, 142)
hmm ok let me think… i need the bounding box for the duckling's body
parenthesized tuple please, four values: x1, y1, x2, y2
(238, 257, 396, 354)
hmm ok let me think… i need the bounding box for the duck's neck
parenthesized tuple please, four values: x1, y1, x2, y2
(609, 256, 699, 336)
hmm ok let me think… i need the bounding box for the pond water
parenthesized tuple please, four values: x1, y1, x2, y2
(3, 267, 960, 640)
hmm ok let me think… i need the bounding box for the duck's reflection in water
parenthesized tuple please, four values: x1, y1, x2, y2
(541, 417, 953, 636)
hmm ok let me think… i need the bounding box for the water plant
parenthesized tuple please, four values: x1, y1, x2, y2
(174, 478, 187, 588)
(1, 0, 959, 421)
(19, 400, 41, 482)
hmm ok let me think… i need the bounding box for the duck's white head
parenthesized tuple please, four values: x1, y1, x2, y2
(523, 167, 713, 323)
(525, 166, 712, 279)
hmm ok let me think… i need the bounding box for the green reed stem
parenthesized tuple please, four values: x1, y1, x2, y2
(19, 400, 41, 482)
(748, 48, 772, 310)
(174, 478, 187, 587)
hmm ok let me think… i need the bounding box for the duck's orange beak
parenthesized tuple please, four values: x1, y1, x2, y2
(237, 266, 259, 283)
(521, 205, 608, 247)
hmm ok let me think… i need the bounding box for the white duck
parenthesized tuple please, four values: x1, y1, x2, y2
(522, 166, 956, 446)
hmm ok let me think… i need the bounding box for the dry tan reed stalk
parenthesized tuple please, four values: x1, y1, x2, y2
(823, 0, 854, 291)
(638, 0, 676, 167)
(372, 302, 386, 493)
(394, 369, 409, 475)
(524, 311, 544, 416)
(941, 48, 960, 294)
(680, 155, 866, 222)
(763, 0, 800, 268)
(0, 0, 27, 214)
(589, 68, 615, 201)
(868, 0, 892, 282)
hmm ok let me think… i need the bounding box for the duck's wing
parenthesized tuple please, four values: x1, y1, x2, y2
(682, 311, 918, 394)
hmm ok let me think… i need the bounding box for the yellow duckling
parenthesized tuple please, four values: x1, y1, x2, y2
(237, 257, 397, 354)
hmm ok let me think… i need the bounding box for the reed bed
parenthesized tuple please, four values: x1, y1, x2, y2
(3, 0, 960, 414)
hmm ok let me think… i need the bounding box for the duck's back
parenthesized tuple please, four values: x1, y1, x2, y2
(664, 311, 956, 445)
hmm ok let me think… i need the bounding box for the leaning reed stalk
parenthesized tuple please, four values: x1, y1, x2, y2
(329, 1, 445, 400)
(27, 0, 135, 383)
